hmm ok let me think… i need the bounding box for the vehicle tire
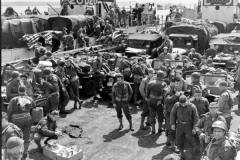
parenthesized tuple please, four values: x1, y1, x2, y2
(84, 80, 98, 97)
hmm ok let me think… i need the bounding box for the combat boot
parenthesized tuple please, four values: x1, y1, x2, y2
(118, 118, 123, 130)
(128, 119, 134, 131)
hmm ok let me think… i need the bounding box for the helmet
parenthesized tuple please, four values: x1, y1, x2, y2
(212, 120, 227, 131)
(6, 136, 24, 149)
(11, 71, 20, 79)
(58, 60, 65, 66)
(115, 73, 123, 78)
(42, 67, 52, 75)
(147, 68, 155, 74)
(163, 46, 168, 49)
(179, 95, 187, 104)
(191, 72, 200, 79)
(157, 70, 165, 78)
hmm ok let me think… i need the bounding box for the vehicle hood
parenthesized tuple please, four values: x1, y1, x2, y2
(125, 47, 146, 54)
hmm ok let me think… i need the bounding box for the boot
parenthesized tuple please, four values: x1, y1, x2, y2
(118, 118, 123, 130)
(74, 101, 77, 109)
(140, 117, 146, 130)
(128, 119, 134, 131)
(78, 99, 83, 109)
(158, 123, 163, 134)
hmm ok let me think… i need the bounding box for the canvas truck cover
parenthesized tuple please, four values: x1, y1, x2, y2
(48, 15, 94, 35)
(165, 24, 211, 53)
(2, 18, 38, 48)
(210, 21, 227, 33)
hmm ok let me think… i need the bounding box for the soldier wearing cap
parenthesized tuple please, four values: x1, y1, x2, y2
(7, 86, 35, 160)
(33, 111, 61, 152)
(5, 136, 24, 160)
(217, 81, 232, 129)
(139, 68, 155, 130)
(6, 71, 21, 101)
(146, 70, 167, 134)
(41, 67, 60, 114)
(189, 88, 209, 117)
(158, 46, 173, 61)
(195, 102, 226, 154)
(112, 73, 134, 131)
(204, 120, 236, 160)
(170, 95, 199, 157)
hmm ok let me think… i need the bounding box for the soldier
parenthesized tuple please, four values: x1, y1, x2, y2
(132, 58, 145, 106)
(25, 6, 32, 15)
(195, 102, 226, 154)
(76, 32, 86, 48)
(121, 7, 127, 27)
(51, 32, 61, 53)
(93, 21, 102, 38)
(189, 88, 209, 117)
(103, 20, 113, 35)
(217, 81, 232, 129)
(7, 86, 35, 160)
(188, 48, 202, 67)
(60, 0, 70, 15)
(63, 32, 74, 51)
(158, 46, 173, 60)
(32, 6, 41, 15)
(6, 71, 21, 101)
(65, 58, 83, 109)
(189, 72, 204, 96)
(139, 68, 155, 130)
(2, 112, 23, 160)
(33, 111, 61, 152)
(146, 70, 167, 134)
(5, 136, 24, 160)
(41, 67, 59, 114)
(20, 74, 34, 98)
(170, 95, 199, 157)
(164, 78, 181, 151)
(205, 121, 236, 160)
(112, 73, 134, 131)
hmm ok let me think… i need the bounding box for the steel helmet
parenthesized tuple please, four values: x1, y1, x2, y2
(191, 72, 200, 79)
(157, 70, 165, 78)
(212, 120, 228, 131)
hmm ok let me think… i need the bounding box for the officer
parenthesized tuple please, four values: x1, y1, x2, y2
(112, 73, 134, 131)
(189, 88, 209, 117)
(41, 67, 59, 114)
(5, 136, 24, 160)
(170, 95, 199, 157)
(6, 71, 21, 101)
(146, 70, 167, 134)
(7, 86, 35, 160)
(164, 78, 181, 151)
(195, 102, 226, 154)
(132, 58, 145, 106)
(2, 112, 23, 160)
(188, 48, 202, 67)
(139, 68, 155, 130)
(65, 58, 83, 109)
(217, 81, 232, 129)
(158, 46, 173, 60)
(33, 111, 61, 152)
(205, 121, 236, 160)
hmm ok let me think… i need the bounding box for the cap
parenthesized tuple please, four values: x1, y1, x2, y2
(11, 71, 20, 79)
(6, 136, 24, 149)
(212, 120, 227, 131)
(18, 86, 26, 93)
(191, 72, 200, 79)
(179, 95, 187, 103)
(209, 102, 219, 108)
(42, 67, 52, 75)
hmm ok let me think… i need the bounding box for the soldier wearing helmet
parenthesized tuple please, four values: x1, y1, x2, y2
(6, 71, 21, 101)
(170, 95, 199, 157)
(189, 72, 204, 96)
(188, 48, 202, 67)
(158, 46, 173, 61)
(41, 67, 60, 114)
(195, 102, 226, 154)
(112, 72, 134, 131)
(139, 68, 155, 130)
(205, 120, 236, 160)
(146, 70, 167, 134)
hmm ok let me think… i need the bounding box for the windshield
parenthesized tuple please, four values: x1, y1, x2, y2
(128, 40, 151, 49)
(171, 37, 197, 49)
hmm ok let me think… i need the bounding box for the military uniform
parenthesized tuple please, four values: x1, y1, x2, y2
(195, 112, 226, 153)
(158, 52, 173, 61)
(6, 78, 21, 101)
(7, 94, 35, 158)
(146, 77, 167, 133)
(205, 137, 236, 160)
(34, 116, 58, 149)
(42, 73, 59, 114)
(189, 97, 209, 117)
(63, 34, 74, 51)
(170, 101, 199, 154)
(112, 81, 133, 122)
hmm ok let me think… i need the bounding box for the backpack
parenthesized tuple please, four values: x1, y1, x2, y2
(2, 123, 23, 147)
